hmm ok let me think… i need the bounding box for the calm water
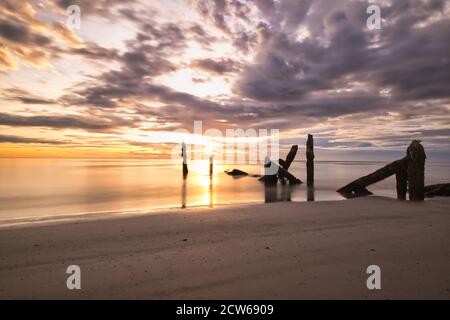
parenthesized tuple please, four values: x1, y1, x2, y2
(0, 158, 449, 222)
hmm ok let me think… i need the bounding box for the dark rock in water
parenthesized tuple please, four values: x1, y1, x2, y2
(225, 169, 248, 176)
(424, 183, 450, 197)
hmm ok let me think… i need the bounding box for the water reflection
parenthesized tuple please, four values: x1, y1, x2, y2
(209, 175, 214, 208)
(181, 173, 187, 208)
(264, 181, 297, 203)
(2, 159, 448, 221)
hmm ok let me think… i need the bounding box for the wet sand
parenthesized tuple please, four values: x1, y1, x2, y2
(1, 196, 449, 299)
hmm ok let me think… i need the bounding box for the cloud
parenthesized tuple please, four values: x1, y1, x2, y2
(0, 0, 112, 70)
(1, 88, 55, 105)
(0, 112, 125, 131)
(0, 134, 65, 145)
(0, 0, 449, 159)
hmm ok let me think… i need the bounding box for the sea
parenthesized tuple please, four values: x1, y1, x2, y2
(1, 158, 449, 223)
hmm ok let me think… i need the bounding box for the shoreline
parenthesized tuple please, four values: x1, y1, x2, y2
(0, 198, 344, 229)
(0, 194, 445, 229)
(1, 196, 450, 299)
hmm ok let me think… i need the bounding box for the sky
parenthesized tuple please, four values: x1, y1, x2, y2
(0, 0, 449, 161)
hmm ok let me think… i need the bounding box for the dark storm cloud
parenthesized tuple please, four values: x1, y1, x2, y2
(236, 3, 370, 102)
(236, 0, 450, 109)
(45, 0, 449, 156)
(0, 112, 124, 131)
(0, 134, 65, 145)
(369, 18, 450, 101)
(0, 18, 51, 46)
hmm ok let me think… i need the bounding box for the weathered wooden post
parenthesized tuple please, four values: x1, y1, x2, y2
(209, 156, 213, 176)
(395, 163, 407, 200)
(407, 140, 426, 201)
(182, 142, 188, 175)
(306, 134, 314, 186)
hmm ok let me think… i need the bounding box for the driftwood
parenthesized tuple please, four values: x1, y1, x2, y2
(260, 145, 303, 185)
(278, 163, 302, 184)
(306, 134, 314, 186)
(424, 183, 450, 198)
(337, 140, 426, 200)
(337, 156, 409, 198)
(279, 145, 298, 170)
(260, 160, 302, 184)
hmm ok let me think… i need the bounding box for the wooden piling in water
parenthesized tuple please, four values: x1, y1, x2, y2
(209, 156, 213, 176)
(306, 134, 314, 186)
(182, 142, 188, 175)
(396, 164, 407, 200)
(337, 140, 426, 201)
(407, 140, 426, 201)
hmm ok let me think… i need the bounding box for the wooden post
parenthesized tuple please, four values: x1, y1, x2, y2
(396, 164, 407, 200)
(306, 134, 314, 186)
(279, 145, 298, 170)
(407, 140, 426, 201)
(209, 156, 213, 176)
(182, 142, 188, 175)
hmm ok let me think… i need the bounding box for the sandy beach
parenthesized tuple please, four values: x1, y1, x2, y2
(1, 196, 450, 299)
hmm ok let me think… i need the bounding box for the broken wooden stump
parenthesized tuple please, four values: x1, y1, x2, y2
(278, 164, 302, 184)
(337, 156, 409, 198)
(395, 166, 408, 200)
(337, 140, 427, 200)
(279, 145, 298, 183)
(306, 134, 314, 186)
(424, 183, 450, 198)
(279, 145, 298, 170)
(260, 151, 303, 185)
(259, 161, 302, 184)
(407, 140, 426, 201)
